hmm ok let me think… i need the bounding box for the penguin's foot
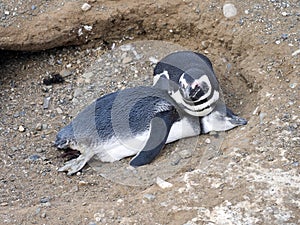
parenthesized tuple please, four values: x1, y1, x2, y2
(58, 153, 93, 175)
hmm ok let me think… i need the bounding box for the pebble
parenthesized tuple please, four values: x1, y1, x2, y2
(40, 197, 50, 204)
(122, 56, 133, 64)
(42, 124, 48, 130)
(281, 33, 289, 40)
(59, 69, 72, 78)
(84, 25, 93, 31)
(94, 212, 105, 222)
(18, 125, 25, 132)
(291, 49, 300, 56)
(43, 97, 51, 109)
(0, 202, 8, 207)
(70, 185, 79, 193)
(223, 3, 237, 18)
(56, 107, 63, 114)
(28, 154, 40, 161)
(35, 123, 42, 131)
(156, 177, 173, 189)
(78, 180, 88, 186)
(81, 3, 92, 11)
(31, 5, 37, 10)
(178, 149, 192, 159)
(205, 138, 211, 144)
(36, 148, 43, 153)
(143, 194, 156, 201)
(259, 112, 267, 124)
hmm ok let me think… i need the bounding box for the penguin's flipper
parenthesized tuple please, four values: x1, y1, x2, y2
(130, 112, 176, 167)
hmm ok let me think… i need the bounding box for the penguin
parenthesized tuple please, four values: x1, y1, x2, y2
(153, 51, 221, 117)
(55, 86, 247, 175)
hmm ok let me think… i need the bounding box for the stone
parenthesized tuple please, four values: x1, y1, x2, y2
(223, 3, 237, 18)
(122, 56, 133, 64)
(18, 125, 25, 132)
(56, 107, 63, 114)
(81, 3, 92, 11)
(35, 123, 42, 131)
(205, 138, 211, 144)
(59, 69, 72, 78)
(43, 97, 51, 109)
(29, 154, 41, 161)
(156, 177, 173, 189)
(143, 194, 156, 201)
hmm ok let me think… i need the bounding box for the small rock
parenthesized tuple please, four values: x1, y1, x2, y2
(178, 150, 192, 159)
(35, 123, 42, 131)
(205, 138, 211, 144)
(42, 124, 48, 130)
(0, 202, 8, 207)
(78, 180, 88, 186)
(56, 107, 63, 114)
(4, 11, 9, 15)
(40, 197, 50, 204)
(29, 154, 40, 161)
(41, 212, 46, 218)
(156, 177, 173, 189)
(36, 148, 43, 153)
(81, 3, 92, 11)
(59, 69, 72, 78)
(259, 112, 267, 124)
(143, 194, 156, 201)
(223, 3, 237, 18)
(84, 25, 93, 31)
(31, 5, 37, 10)
(94, 212, 105, 222)
(18, 125, 25, 132)
(292, 49, 300, 56)
(70, 185, 79, 193)
(281, 33, 289, 40)
(43, 97, 51, 109)
(82, 72, 94, 80)
(122, 56, 133, 64)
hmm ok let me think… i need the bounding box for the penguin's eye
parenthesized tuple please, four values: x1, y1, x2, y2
(189, 86, 205, 101)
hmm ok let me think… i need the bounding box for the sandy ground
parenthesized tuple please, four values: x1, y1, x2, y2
(0, 0, 299, 224)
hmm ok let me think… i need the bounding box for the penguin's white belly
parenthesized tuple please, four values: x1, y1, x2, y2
(166, 117, 200, 143)
(91, 131, 150, 162)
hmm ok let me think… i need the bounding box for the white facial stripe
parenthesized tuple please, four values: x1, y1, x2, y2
(171, 90, 219, 117)
(153, 70, 170, 85)
(179, 73, 189, 89)
(196, 75, 212, 101)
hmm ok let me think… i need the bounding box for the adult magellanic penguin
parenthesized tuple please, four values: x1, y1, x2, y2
(55, 86, 247, 175)
(153, 51, 221, 117)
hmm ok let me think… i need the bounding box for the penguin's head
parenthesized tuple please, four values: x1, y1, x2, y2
(178, 71, 211, 103)
(54, 124, 75, 149)
(200, 105, 247, 134)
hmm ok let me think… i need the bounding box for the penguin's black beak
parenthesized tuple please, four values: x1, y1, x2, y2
(229, 115, 248, 125)
(226, 107, 247, 125)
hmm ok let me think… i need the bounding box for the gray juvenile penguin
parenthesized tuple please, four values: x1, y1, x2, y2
(55, 86, 246, 175)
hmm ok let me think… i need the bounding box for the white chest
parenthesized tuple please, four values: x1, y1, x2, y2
(166, 117, 200, 143)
